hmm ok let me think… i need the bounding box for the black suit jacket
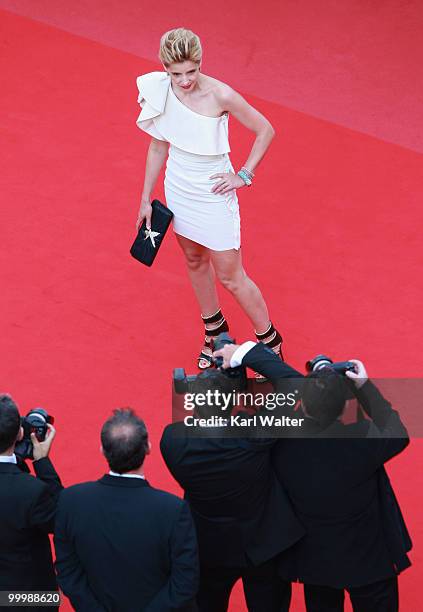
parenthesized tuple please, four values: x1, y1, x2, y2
(0, 457, 62, 592)
(54, 475, 199, 612)
(244, 344, 412, 588)
(160, 370, 305, 568)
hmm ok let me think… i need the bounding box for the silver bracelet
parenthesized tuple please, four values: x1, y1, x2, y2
(237, 170, 252, 186)
(241, 166, 255, 179)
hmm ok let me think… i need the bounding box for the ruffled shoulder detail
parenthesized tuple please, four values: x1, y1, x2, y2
(135, 71, 231, 153)
(136, 71, 170, 124)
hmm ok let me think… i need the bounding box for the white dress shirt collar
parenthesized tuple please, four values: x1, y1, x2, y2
(0, 453, 17, 464)
(108, 471, 145, 479)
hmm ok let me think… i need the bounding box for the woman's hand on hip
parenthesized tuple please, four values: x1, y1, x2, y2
(136, 198, 152, 230)
(210, 172, 245, 195)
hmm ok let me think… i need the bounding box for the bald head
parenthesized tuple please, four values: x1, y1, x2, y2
(101, 408, 149, 474)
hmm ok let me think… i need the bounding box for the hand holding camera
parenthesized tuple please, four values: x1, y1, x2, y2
(31, 423, 57, 461)
(212, 343, 240, 369)
(306, 354, 369, 393)
(345, 359, 368, 389)
(15, 408, 56, 461)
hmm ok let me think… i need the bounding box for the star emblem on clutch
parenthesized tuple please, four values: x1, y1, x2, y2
(144, 228, 160, 248)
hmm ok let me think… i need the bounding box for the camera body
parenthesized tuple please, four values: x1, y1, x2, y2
(173, 332, 247, 394)
(305, 355, 357, 403)
(306, 355, 356, 375)
(15, 408, 54, 460)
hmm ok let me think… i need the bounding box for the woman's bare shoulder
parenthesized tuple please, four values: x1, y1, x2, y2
(202, 74, 237, 104)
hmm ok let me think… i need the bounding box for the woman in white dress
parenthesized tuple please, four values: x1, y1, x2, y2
(136, 28, 283, 373)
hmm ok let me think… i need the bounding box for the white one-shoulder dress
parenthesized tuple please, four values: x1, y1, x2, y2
(136, 71, 241, 251)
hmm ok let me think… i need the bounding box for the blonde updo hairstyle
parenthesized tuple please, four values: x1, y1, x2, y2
(159, 28, 202, 68)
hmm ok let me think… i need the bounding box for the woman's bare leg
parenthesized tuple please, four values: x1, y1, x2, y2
(175, 234, 230, 368)
(210, 247, 271, 334)
(210, 247, 283, 378)
(175, 233, 219, 316)
(174, 235, 281, 370)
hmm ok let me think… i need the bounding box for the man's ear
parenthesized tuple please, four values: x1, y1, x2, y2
(100, 445, 105, 456)
(17, 426, 24, 442)
(146, 441, 152, 455)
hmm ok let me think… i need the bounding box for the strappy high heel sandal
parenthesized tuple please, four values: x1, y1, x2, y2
(254, 322, 284, 381)
(198, 308, 229, 369)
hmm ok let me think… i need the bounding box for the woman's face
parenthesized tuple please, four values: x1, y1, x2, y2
(165, 60, 201, 92)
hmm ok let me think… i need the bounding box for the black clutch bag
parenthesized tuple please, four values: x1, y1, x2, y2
(130, 199, 173, 266)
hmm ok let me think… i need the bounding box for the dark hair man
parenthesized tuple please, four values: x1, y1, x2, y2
(215, 342, 411, 612)
(161, 360, 305, 612)
(54, 408, 199, 612)
(0, 394, 62, 608)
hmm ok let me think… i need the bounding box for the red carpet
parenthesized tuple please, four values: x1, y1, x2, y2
(2, 0, 423, 152)
(1, 6, 422, 611)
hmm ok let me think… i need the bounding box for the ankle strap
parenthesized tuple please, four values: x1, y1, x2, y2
(255, 323, 283, 348)
(205, 319, 229, 337)
(255, 322, 274, 340)
(202, 308, 224, 325)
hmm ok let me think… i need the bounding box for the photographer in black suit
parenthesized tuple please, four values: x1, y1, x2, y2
(0, 394, 62, 606)
(161, 357, 304, 612)
(216, 342, 411, 612)
(55, 408, 199, 612)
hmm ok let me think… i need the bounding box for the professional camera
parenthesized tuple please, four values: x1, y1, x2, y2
(305, 355, 356, 375)
(173, 332, 247, 394)
(15, 408, 54, 460)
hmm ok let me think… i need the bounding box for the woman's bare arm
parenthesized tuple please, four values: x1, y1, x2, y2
(210, 87, 275, 195)
(137, 137, 169, 229)
(219, 87, 275, 174)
